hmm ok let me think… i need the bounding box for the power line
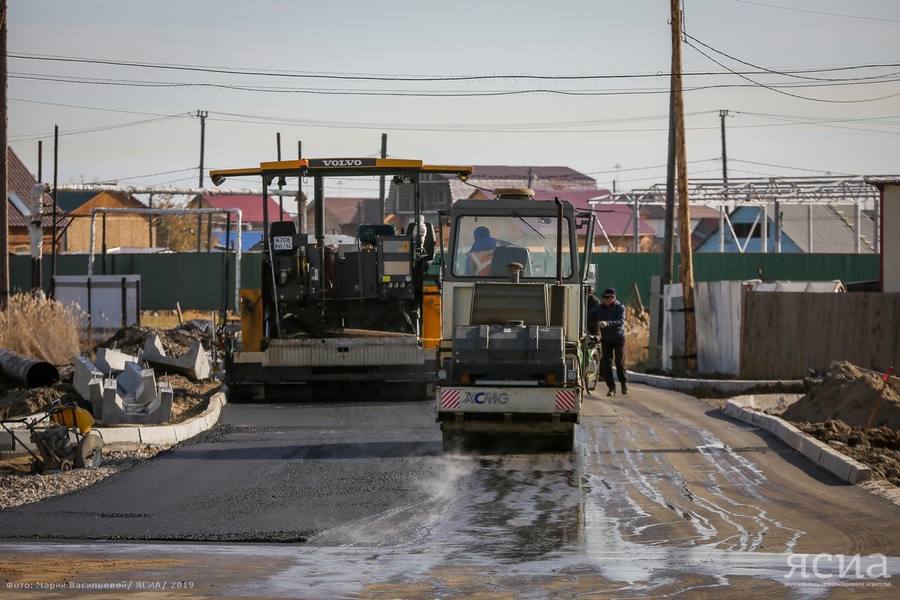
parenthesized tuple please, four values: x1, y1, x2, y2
(116, 167, 198, 181)
(683, 36, 900, 103)
(728, 158, 855, 176)
(734, 0, 900, 23)
(9, 114, 187, 142)
(11, 51, 900, 82)
(10, 97, 192, 119)
(684, 32, 900, 83)
(14, 70, 900, 99)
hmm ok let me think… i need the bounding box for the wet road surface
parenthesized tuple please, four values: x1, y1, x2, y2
(2, 385, 900, 598)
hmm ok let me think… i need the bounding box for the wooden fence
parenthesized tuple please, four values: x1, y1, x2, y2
(739, 292, 900, 379)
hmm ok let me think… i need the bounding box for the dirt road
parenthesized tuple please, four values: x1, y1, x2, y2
(1, 384, 899, 598)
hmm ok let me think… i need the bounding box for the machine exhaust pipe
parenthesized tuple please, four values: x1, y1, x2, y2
(0, 348, 60, 388)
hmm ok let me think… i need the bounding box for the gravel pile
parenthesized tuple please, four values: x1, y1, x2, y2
(0, 448, 160, 510)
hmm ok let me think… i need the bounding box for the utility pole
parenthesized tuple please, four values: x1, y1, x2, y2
(720, 109, 729, 199)
(671, 0, 697, 371)
(655, 13, 680, 371)
(297, 141, 306, 234)
(378, 133, 387, 222)
(51, 125, 58, 289)
(196, 110, 208, 253)
(0, 0, 7, 310)
(197, 110, 208, 187)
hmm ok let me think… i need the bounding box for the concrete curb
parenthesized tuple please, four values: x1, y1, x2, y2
(627, 370, 805, 394)
(96, 392, 226, 449)
(631, 373, 878, 487)
(0, 393, 226, 453)
(723, 396, 871, 485)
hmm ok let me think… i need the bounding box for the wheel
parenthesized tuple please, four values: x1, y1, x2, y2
(59, 459, 73, 472)
(76, 432, 104, 469)
(558, 429, 576, 452)
(586, 347, 601, 392)
(441, 431, 468, 453)
(30, 460, 43, 475)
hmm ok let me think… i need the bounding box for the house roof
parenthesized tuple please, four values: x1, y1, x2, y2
(530, 189, 655, 236)
(778, 204, 876, 253)
(470, 165, 595, 181)
(448, 164, 598, 199)
(199, 195, 292, 225)
(56, 191, 99, 212)
(306, 197, 381, 225)
(696, 203, 876, 253)
(7, 148, 54, 228)
(641, 203, 722, 220)
(56, 190, 146, 213)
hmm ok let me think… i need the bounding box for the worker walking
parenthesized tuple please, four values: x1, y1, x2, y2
(589, 287, 628, 396)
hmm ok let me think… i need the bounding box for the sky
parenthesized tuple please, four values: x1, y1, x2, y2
(7, 0, 900, 201)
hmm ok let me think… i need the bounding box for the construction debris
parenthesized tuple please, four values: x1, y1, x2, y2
(93, 347, 139, 376)
(141, 335, 211, 381)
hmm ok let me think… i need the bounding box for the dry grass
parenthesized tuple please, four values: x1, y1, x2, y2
(141, 309, 220, 330)
(626, 307, 651, 371)
(0, 294, 82, 365)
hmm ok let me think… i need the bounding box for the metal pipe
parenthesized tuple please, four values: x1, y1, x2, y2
(0, 348, 60, 388)
(34, 183, 299, 196)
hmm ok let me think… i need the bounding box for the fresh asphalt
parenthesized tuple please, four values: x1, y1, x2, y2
(3, 386, 900, 598)
(0, 401, 443, 542)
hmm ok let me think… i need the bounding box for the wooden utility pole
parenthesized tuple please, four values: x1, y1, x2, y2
(0, 0, 8, 310)
(671, 0, 697, 370)
(197, 110, 208, 187)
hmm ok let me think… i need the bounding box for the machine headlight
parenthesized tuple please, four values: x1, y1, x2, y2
(438, 369, 447, 381)
(567, 370, 577, 382)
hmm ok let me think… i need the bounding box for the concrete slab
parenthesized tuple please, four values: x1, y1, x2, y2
(94, 347, 138, 375)
(141, 335, 211, 381)
(100, 364, 173, 425)
(73, 357, 104, 400)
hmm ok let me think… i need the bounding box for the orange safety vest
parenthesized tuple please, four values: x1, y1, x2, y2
(467, 249, 494, 276)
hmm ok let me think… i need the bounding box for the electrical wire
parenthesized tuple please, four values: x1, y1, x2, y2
(684, 32, 900, 83)
(15, 70, 900, 99)
(733, 0, 900, 23)
(683, 37, 900, 103)
(11, 51, 900, 82)
(9, 114, 188, 143)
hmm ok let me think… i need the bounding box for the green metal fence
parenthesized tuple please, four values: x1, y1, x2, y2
(10, 252, 261, 311)
(9, 252, 880, 311)
(590, 252, 879, 306)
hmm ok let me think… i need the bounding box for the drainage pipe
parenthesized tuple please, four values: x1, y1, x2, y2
(0, 348, 60, 388)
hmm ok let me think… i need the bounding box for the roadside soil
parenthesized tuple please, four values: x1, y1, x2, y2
(0, 323, 222, 506)
(692, 361, 900, 488)
(778, 361, 900, 486)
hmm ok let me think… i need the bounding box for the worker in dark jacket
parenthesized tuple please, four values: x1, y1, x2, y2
(588, 287, 628, 396)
